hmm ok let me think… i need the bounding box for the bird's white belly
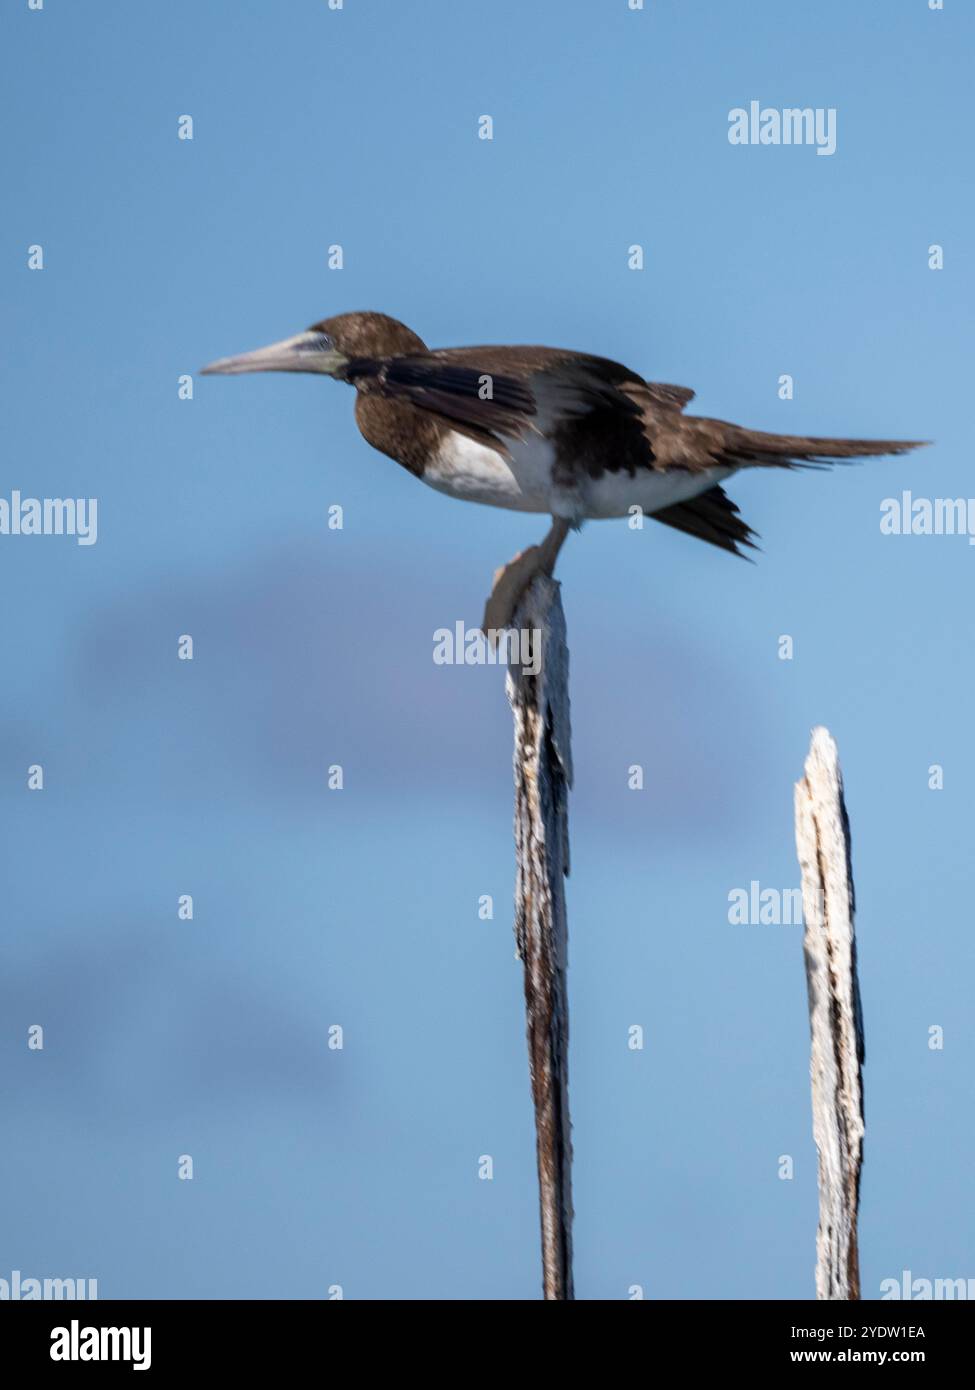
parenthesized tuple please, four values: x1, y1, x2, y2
(423, 431, 554, 513)
(423, 429, 734, 520)
(583, 464, 735, 519)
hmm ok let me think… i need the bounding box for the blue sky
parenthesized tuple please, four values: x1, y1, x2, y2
(1, 0, 972, 1299)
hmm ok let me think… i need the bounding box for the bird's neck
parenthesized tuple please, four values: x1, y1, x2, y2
(353, 392, 444, 478)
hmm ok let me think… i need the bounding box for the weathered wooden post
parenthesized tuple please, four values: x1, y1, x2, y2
(505, 575, 574, 1300)
(794, 726, 865, 1301)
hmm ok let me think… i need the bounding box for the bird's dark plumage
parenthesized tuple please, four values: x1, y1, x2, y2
(653, 486, 759, 558)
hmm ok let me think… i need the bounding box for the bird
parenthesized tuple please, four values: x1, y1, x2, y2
(202, 311, 926, 630)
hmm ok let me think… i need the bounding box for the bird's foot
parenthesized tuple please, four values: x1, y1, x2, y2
(481, 544, 548, 639)
(481, 518, 571, 641)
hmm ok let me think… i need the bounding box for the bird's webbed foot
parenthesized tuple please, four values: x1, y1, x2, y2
(480, 518, 571, 637)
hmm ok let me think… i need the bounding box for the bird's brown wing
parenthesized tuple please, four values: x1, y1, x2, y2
(345, 347, 687, 467)
(344, 350, 544, 454)
(346, 347, 926, 475)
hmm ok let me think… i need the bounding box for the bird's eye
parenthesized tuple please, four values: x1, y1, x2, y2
(301, 331, 332, 353)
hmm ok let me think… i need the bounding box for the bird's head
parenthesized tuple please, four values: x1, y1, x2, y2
(201, 311, 426, 379)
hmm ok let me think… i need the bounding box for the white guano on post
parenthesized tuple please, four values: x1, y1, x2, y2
(794, 726, 865, 1301)
(506, 575, 574, 1301)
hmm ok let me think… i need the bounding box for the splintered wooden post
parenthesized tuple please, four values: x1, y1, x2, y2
(505, 574, 574, 1301)
(794, 727, 865, 1301)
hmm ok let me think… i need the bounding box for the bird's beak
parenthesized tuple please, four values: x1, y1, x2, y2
(201, 330, 348, 378)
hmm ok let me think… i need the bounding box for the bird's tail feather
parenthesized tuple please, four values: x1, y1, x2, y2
(719, 425, 929, 469)
(652, 485, 758, 558)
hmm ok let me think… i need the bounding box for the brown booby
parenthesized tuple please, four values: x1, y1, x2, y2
(202, 311, 925, 628)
